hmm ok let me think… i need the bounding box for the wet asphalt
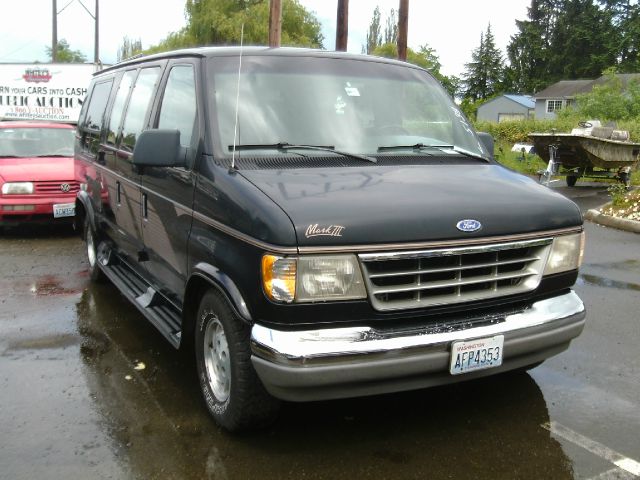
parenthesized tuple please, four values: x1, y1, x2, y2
(1, 184, 639, 480)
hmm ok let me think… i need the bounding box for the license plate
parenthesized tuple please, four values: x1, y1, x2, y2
(53, 203, 75, 218)
(450, 335, 504, 375)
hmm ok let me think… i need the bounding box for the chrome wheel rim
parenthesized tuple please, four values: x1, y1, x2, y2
(203, 318, 230, 402)
(86, 228, 97, 268)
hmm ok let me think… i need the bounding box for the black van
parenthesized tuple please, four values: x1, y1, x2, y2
(75, 47, 586, 431)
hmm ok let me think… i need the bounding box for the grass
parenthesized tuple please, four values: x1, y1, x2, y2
(493, 141, 547, 176)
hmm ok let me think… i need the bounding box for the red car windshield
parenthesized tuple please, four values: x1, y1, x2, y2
(0, 127, 75, 158)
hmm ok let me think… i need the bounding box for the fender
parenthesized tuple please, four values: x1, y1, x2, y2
(189, 263, 253, 323)
(76, 190, 96, 231)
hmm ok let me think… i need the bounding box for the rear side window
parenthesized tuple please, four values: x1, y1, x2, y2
(158, 65, 197, 147)
(120, 67, 161, 152)
(83, 80, 113, 131)
(107, 70, 136, 146)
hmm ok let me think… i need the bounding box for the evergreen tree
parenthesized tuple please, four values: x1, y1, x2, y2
(117, 37, 143, 62)
(547, 0, 618, 80)
(364, 6, 382, 54)
(506, 0, 552, 93)
(384, 8, 398, 45)
(462, 24, 504, 101)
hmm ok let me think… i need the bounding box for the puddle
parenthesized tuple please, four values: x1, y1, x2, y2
(29, 276, 83, 296)
(578, 274, 640, 292)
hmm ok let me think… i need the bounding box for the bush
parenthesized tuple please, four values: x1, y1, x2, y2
(474, 114, 640, 144)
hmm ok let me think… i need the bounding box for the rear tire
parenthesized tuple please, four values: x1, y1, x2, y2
(84, 219, 106, 283)
(195, 290, 279, 431)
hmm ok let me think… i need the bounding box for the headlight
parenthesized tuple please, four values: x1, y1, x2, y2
(262, 254, 367, 303)
(543, 232, 585, 275)
(2, 182, 34, 195)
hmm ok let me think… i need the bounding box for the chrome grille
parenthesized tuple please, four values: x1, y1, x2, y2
(359, 239, 552, 311)
(34, 181, 80, 194)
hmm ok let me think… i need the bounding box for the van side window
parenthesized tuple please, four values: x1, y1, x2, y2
(83, 80, 113, 131)
(107, 70, 136, 146)
(120, 67, 161, 152)
(158, 65, 197, 147)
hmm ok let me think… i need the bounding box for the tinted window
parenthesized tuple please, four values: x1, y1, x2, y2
(107, 70, 136, 146)
(83, 80, 113, 131)
(158, 65, 197, 147)
(121, 67, 161, 152)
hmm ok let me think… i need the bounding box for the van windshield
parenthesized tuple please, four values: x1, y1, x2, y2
(208, 54, 486, 159)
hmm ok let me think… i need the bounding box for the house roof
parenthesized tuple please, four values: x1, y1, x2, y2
(503, 94, 535, 109)
(478, 94, 535, 111)
(535, 80, 595, 99)
(535, 73, 640, 99)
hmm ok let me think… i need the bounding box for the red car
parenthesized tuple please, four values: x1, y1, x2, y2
(0, 121, 80, 227)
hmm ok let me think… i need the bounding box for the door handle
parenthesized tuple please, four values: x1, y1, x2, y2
(142, 193, 148, 219)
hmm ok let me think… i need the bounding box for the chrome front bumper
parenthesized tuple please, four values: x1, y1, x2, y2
(250, 291, 586, 402)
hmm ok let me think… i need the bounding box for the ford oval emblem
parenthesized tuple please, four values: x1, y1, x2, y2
(456, 219, 482, 233)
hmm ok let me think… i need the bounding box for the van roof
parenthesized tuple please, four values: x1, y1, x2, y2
(96, 46, 419, 76)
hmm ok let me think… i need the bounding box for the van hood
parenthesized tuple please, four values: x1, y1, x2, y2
(0, 156, 76, 183)
(239, 164, 582, 247)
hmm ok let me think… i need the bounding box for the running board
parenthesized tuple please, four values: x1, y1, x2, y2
(98, 260, 182, 349)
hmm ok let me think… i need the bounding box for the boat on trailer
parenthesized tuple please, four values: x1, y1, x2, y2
(529, 121, 640, 187)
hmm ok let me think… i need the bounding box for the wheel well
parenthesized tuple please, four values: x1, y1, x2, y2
(75, 200, 87, 239)
(182, 275, 251, 352)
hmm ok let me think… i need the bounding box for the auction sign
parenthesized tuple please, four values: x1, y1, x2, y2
(0, 63, 98, 123)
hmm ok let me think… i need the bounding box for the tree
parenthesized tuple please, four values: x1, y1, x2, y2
(148, 0, 323, 53)
(507, 0, 633, 91)
(547, 0, 618, 80)
(383, 8, 398, 45)
(364, 6, 382, 54)
(602, 0, 640, 72)
(506, 0, 552, 93)
(462, 24, 504, 101)
(574, 69, 640, 120)
(117, 37, 143, 62)
(46, 39, 87, 63)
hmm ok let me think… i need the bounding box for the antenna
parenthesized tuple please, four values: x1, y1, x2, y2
(230, 23, 244, 171)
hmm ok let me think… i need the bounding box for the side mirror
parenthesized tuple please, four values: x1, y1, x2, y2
(132, 129, 186, 168)
(477, 132, 495, 159)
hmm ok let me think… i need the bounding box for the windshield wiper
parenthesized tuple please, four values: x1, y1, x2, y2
(377, 143, 454, 152)
(229, 142, 376, 163)
(377, 143, 490, 162)
(35, 154, 71, 158)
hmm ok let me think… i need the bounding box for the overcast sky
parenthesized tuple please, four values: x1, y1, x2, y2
(0, 0, 531, 77)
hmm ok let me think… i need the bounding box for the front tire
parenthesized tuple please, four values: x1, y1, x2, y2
(84, 219, 106, 283)
(566, 175, 578, 187)
(195, 290, 279, 431)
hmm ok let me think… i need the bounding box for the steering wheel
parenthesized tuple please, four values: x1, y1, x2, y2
(578, 121, 593, 128)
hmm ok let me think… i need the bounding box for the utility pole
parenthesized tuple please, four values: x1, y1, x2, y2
(335, 0, 349, 51)
(398, 0, 409, 61)
(269, 0, 282, 47)
(94, 0, 99, 64)
(52, 0, 58, 62)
